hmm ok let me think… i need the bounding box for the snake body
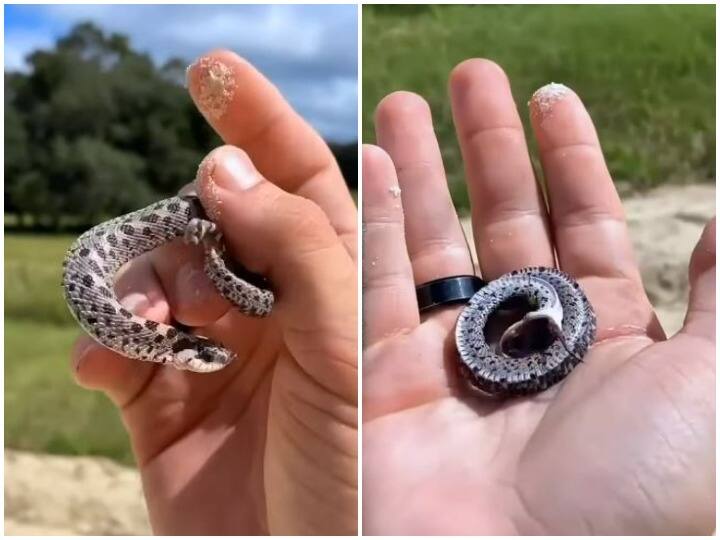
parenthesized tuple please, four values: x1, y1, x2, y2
(62, 192, 273, 373)
(455, 266, 596, 396)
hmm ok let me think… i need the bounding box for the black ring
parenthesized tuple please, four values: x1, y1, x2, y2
(416, 275, 486, 313)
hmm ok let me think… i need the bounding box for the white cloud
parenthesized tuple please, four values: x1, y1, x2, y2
(42, 5, 326, 62)
(4, 29, 55, 72)
(287, 77, 358, 141)
(5, 5, 358, 141)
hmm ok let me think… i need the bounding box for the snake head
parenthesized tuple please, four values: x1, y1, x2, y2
(499, 312, 563, 358)
(171, 336, 235, 373)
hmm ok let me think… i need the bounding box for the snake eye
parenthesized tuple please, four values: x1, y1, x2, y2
(198, 346, 221, 363)
(171, 337, 196, 353)
(191, 337, 233, 365)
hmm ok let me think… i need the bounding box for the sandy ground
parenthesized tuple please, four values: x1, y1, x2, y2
(4, 449, 151, 535)
(4, 184, 715, 536)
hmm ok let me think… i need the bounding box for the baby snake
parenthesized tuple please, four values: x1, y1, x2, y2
(455, 266, 596, 396)
(62, 187, 273, 373)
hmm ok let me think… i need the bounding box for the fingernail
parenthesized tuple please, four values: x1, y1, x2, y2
(215, 150, 261, 191)
(119, 292, 149, 314)
(194, 154, 225, 221)
(529, 82, 571, 120)
(195, 153, 216, 184)
(191, 56, 237, 120)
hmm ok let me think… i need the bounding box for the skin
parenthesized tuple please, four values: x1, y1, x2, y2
(363, 59, 715, 535)
(70, 50, 357, 535)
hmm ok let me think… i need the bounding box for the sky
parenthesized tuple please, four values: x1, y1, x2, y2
(4, 4, 358, 142)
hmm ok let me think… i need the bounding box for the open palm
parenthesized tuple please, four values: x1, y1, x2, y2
(71, 51, 357, 535)
(362, 60, 714, 535)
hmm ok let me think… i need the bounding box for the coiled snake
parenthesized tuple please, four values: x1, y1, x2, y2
(62, 187, 273, 373)
(455, 266, 596, 396)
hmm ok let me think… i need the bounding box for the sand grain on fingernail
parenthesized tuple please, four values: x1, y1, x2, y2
(195, 157, 224, 221)
(194, 57, 237, 120)
(530, 82, 571, 120)
(195, 155, 215, 184)
(388, 186, 402, 198)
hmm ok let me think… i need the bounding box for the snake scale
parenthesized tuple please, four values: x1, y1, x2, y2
(455, 266, 596, 396)
(62, 188, 273, 373)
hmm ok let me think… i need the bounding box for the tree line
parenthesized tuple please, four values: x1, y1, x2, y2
(5, 23, 357, 231)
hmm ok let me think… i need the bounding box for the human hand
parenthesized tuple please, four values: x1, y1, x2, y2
(362, 59, 714, 535)
(70, 50, 357, 535)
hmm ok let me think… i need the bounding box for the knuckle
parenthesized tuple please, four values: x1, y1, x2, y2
(285, 197, 332, 236)
(270, 194, 336, 253)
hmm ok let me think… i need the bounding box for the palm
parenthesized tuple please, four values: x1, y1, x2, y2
(365, 275, 713, 534)
(117, 316, 278, 533)
(121, 315, 353, 534)
(366, 328, 712, 534)
(362, 60, 714, 534)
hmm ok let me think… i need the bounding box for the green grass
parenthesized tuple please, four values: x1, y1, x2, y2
(5, 234, 132, 463)
(363, 5, 715, 211)
(6, 234, 77, 325)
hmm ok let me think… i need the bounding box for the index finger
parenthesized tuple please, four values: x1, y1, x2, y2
(186, 49, 357, 259)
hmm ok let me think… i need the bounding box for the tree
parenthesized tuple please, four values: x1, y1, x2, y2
(5, 99, 29, 214)
(5, 21, 357, 230)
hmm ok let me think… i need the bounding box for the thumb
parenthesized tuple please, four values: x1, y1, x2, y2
(681, 216, 715, 341)
(195, 145, 357, 399)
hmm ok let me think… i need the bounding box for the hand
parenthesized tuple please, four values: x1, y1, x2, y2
(70, 50, 357, 535)
(362, 59, 714, 535)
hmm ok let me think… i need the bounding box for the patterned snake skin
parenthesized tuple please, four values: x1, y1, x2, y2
(62, 190, 273, 373)
(455, 266, 596, 396)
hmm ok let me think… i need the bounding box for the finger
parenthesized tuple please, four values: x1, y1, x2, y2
(449, 59, 554, 279)
(149, 239, 230, 327)
(186, 49, 357, 259)
(529, 83, 642, 284)
(195, 145, 357, 400)
(681, 217, 715, 341)
(71, 253, 170, 406)
(361, 145, 419, 347)
(375, 92, 473, 283)
(72, 338, 153, 408)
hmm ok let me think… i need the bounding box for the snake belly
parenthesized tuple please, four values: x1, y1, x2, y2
(455, 266, 596, 396)
(62, 195, 273, 373)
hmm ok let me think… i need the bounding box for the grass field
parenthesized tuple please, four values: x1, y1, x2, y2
(5, 234, 133, 463)
(363, 4, 715, 210)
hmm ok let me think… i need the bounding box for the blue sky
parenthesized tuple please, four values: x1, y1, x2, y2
(4, 4, 358, 142)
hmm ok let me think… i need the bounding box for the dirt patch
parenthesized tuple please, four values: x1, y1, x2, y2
(622, 184, 715, 334)
(4, 449, 151, 535)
